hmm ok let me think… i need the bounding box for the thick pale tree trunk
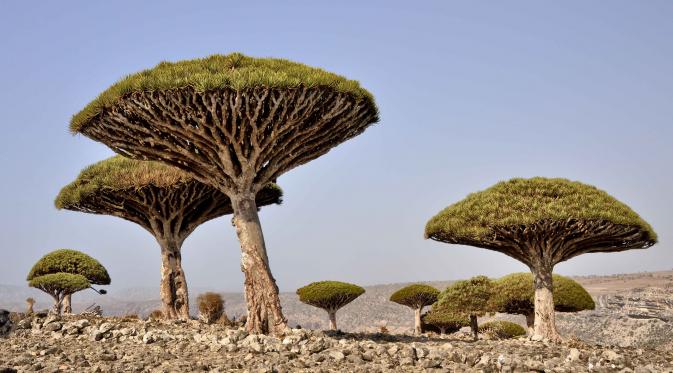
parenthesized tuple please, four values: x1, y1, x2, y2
(525, 313, 535, 336)
(63, 294, 72, 314)
(232, 194, 288, 335)
(50, 294, 63, 315)
(414, 307, 422, 335)
(328, 310, 337, 331)
(531, 265, 561, 341)
(470, 314, 478, 341)
(158, 239, 190, 320)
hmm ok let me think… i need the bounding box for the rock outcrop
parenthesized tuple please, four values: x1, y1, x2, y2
(1, 314, 673, 372)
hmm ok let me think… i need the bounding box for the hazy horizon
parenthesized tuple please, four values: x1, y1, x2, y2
(1, 1, 672, 293)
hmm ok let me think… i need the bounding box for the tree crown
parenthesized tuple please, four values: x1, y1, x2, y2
(55, 155, 282, 211)
(389, 284, 439, 309)
(490, 272, 594, 315)
(422, 308, 469, 332)
(71, 53, 376, 133)
(435, 275, 494, 316)
(296, 281, 365, 311)
(478, 320, 526, 339)
(28, 273, 90, 295)
(27, 249, 110, 285)
(425, 177, 656, 242)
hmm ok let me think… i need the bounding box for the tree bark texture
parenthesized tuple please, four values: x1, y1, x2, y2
(414, 308, 422, 335)
(470, 314, 478, 341)
(328, 310, 337, 331)
(525, 313, 535, 336)
(532, 266, 561, 341)
(63, 294, 72, 314)
(158, 239, 190, 320)
(233, 194, 287, 335)
(50, 294, 64, 315)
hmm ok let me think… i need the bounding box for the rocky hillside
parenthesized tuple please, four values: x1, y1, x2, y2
(3, 271, 672, 348)
(2, 314, 672, 372)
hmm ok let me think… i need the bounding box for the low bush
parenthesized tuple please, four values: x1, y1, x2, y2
(197, 292, 224, 324)
(148, 309, 163, 321)
(478, 320, 526, 339)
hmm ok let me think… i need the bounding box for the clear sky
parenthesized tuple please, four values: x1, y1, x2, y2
(1, 1, 671, 292)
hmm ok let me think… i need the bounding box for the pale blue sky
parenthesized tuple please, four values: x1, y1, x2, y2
(1, 1, 671, 291)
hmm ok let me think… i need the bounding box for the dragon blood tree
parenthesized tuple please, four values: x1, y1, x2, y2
(297, 281, 365, 331)
(389, 284, 439, 335)
(70, 53, 379, 335)
(421, 308, 468, 335)
(27, 249, 110, 314)
(55, 156, 282, 320)
(425, 177, 656, 341)
(435, 275, 494, 340)
(490, 273, 595, 335)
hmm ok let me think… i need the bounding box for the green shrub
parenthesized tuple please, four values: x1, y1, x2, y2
(421, 309, 469, 334)
(197, 292, 224, 324)
(436, 276, 494, 315)
(490, 273, 595, 315)
(148, 309, 164, 321)
(478, 320, 526, 339)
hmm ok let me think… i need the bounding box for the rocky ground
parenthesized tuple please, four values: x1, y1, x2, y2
(2, 314, 673, 373)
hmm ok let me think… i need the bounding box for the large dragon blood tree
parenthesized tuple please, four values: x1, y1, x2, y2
(55, 155, 282, 320)
(425, 177, 656, 341)
(69, 53, 379, 334)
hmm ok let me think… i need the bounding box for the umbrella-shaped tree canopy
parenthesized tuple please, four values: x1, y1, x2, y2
(55, 155, 282, 238)
(68, 53, 379, 335)
(425, 177, 656, 341)
(27, 249, 110, 286)
(55, 155, 282, 320)
(70, 53, 379, 193)
(425, 177, 656, 265)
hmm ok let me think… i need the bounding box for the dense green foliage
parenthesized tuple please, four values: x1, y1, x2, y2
(421, 309, 469, 333)
(71, 53, 376, 132)
(425, 177, 656, 241)
(28, 273, 90, 294)
(389, 284, 439, 308)
(490, 273, 595, 315)
(27, 249, 110, 285)
(436, 276, 494, 316)
(478, 320, 527, 339)
(54, 155, 282, 208)
(296, 281, 365, 311)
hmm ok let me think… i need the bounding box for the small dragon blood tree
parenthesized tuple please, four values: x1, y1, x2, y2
(390, 284, 439, 335)
(70, 53, 379, 335)
(27, 249, 110, 314)
(490, 272, 595, 335)
(56, 156, 281, 320)
(297, 281, 365, 331)
(425, 177, 656, 341)
(435, 275, 494, 340)
(421, 308, 468, 335)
